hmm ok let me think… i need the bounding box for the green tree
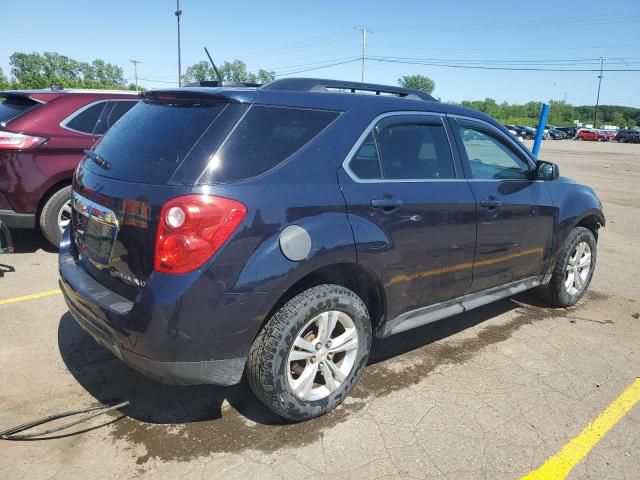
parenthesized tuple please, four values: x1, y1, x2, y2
(0, 68, 9, 89)
(398, 74, 435, 94)
(9, 51, 127, 89)
(182, 59, 275, 85)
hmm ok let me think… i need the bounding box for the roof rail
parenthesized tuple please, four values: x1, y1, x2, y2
(261, 78, 436, 101)
(185, 80, 261, 88)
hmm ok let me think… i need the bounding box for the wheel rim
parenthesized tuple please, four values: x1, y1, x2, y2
(57, 200, 72, 233)
(564, 241, 592, 296)
(286, 310, 359, 401)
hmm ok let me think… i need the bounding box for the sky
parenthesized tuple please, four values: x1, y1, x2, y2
(1, 0, 639, 107)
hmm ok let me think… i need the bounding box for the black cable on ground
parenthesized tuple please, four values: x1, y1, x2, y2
(0, 401, 130, 440)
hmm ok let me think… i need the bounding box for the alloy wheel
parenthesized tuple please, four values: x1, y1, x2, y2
(57, 200, 72, 233)
(564, 241, 591, 295)
(286, 310, 359, 401)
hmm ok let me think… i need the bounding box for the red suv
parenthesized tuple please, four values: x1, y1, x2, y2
(574, 128, 599, 141)
(0, 88, 139, 246)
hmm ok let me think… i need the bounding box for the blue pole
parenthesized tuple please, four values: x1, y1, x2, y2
(532, 103, 550, 158)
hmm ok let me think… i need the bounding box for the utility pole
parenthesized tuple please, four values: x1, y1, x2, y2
(129, 59, 141, 91)
(354, 26, 370, 83)
(175, 0, 183, 87)
(594, 57, 606, 128)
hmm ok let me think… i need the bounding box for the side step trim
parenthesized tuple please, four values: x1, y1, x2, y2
(381, 276, 543, 337)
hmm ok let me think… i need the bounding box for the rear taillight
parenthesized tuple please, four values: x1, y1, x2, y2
(155, 195, 247, 274)
(0, 131, 47, 150)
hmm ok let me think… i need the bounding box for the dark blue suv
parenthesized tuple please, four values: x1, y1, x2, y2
(59, 78, 604, 420)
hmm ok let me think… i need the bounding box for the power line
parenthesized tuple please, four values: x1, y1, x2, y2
(366, 56, 640, 72)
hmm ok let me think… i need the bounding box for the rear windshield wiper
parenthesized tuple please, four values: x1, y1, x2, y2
(84, 149, 111, 170)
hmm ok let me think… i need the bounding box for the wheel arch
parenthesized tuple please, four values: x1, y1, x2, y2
(36, 177, 72, 222)
(261, 262, 387, 338)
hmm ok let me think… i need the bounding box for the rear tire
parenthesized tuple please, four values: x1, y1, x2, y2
(536, 227, 597, 307)
(247, 284, 372, 421)
(39, 186, 72, 248)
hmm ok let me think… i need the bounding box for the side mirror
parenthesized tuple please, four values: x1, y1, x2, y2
(535, 160, 559, 180)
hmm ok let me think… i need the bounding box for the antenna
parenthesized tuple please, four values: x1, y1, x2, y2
(204, 47, 223, 82)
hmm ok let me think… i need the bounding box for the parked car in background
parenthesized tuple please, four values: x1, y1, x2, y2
(556, 127, 577, 138)
(504, 124, 527, 138)
(547, 128, 566, 140)
(575, 128, 599, 141)
(615, 128, 640, 143)
(59, 78, 604, 421)
(597, 130, 616, 142)
(0, 88, 139, 246)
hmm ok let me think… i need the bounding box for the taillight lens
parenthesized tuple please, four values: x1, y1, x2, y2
(0, 131, 47, 150)
(155, 195, 247, 274)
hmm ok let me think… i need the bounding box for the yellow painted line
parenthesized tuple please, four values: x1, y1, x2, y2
(522, 378, 640, 480)
(0, 289, 62, 306)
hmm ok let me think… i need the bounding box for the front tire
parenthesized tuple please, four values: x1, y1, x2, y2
(39, 186, 72, 248)
(247, 284, 372, 421)
(536, 227, 597, 307)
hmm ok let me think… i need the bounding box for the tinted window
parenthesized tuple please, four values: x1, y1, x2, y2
(202, 106, 338, 183)
(65, 101, 107, 134)
(458, 126, 529, 180)
(85, 100, 225, 184)
(349, 133, 382, 179)
(376, 123, 455, 180)
(93, 100, 137, 135)
(0, 95, 40, 124)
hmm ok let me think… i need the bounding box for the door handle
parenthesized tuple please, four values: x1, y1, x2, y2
(480, 198, 502, 209)
(371, 198, 403, 210)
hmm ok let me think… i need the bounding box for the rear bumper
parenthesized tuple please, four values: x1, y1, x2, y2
(61, 286, 244, 385)
(0, 209, 36, 229)
(58, 230, 249, 386)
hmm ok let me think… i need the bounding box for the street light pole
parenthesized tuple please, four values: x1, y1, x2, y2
(175, 0, 183, 87)
(594, 56, 606, 128)
(129, 59, 141, 91)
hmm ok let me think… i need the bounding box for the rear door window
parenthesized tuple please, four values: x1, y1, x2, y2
(376, 123, 456, 180)
(63, 101, 108, 134)
(85, 100, 226, 184)
(0, 95, 40, 125)
(199, 105, 339, 184)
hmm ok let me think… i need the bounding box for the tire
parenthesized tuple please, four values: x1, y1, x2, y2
(39, 185, 72, 248)
(577, 136, 584, 141)
(536, 227, 597, 307)
(247, 284, 372, 421)
(619, 137, 626, 143)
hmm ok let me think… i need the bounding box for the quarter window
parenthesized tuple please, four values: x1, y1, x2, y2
(93, 100, 137, 135)
(350, 133, 382, 179)
(64, 102, 107, 134)
(458, 126, 530, 180)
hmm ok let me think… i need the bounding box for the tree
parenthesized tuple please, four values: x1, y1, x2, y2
(182, 59, 275, 85)
(9, 51, 127, 89)
(0, 68, 9, 89)
(398, 74, 435, 94)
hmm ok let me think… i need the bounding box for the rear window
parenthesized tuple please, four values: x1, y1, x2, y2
(0, 95, 40, 125)
(199, 105, 339, 184)
(85, 100, 225, 184)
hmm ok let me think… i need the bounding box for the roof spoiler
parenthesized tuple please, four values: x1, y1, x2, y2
(184, 80, 261, 88)
(261, 78, 437, 101)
